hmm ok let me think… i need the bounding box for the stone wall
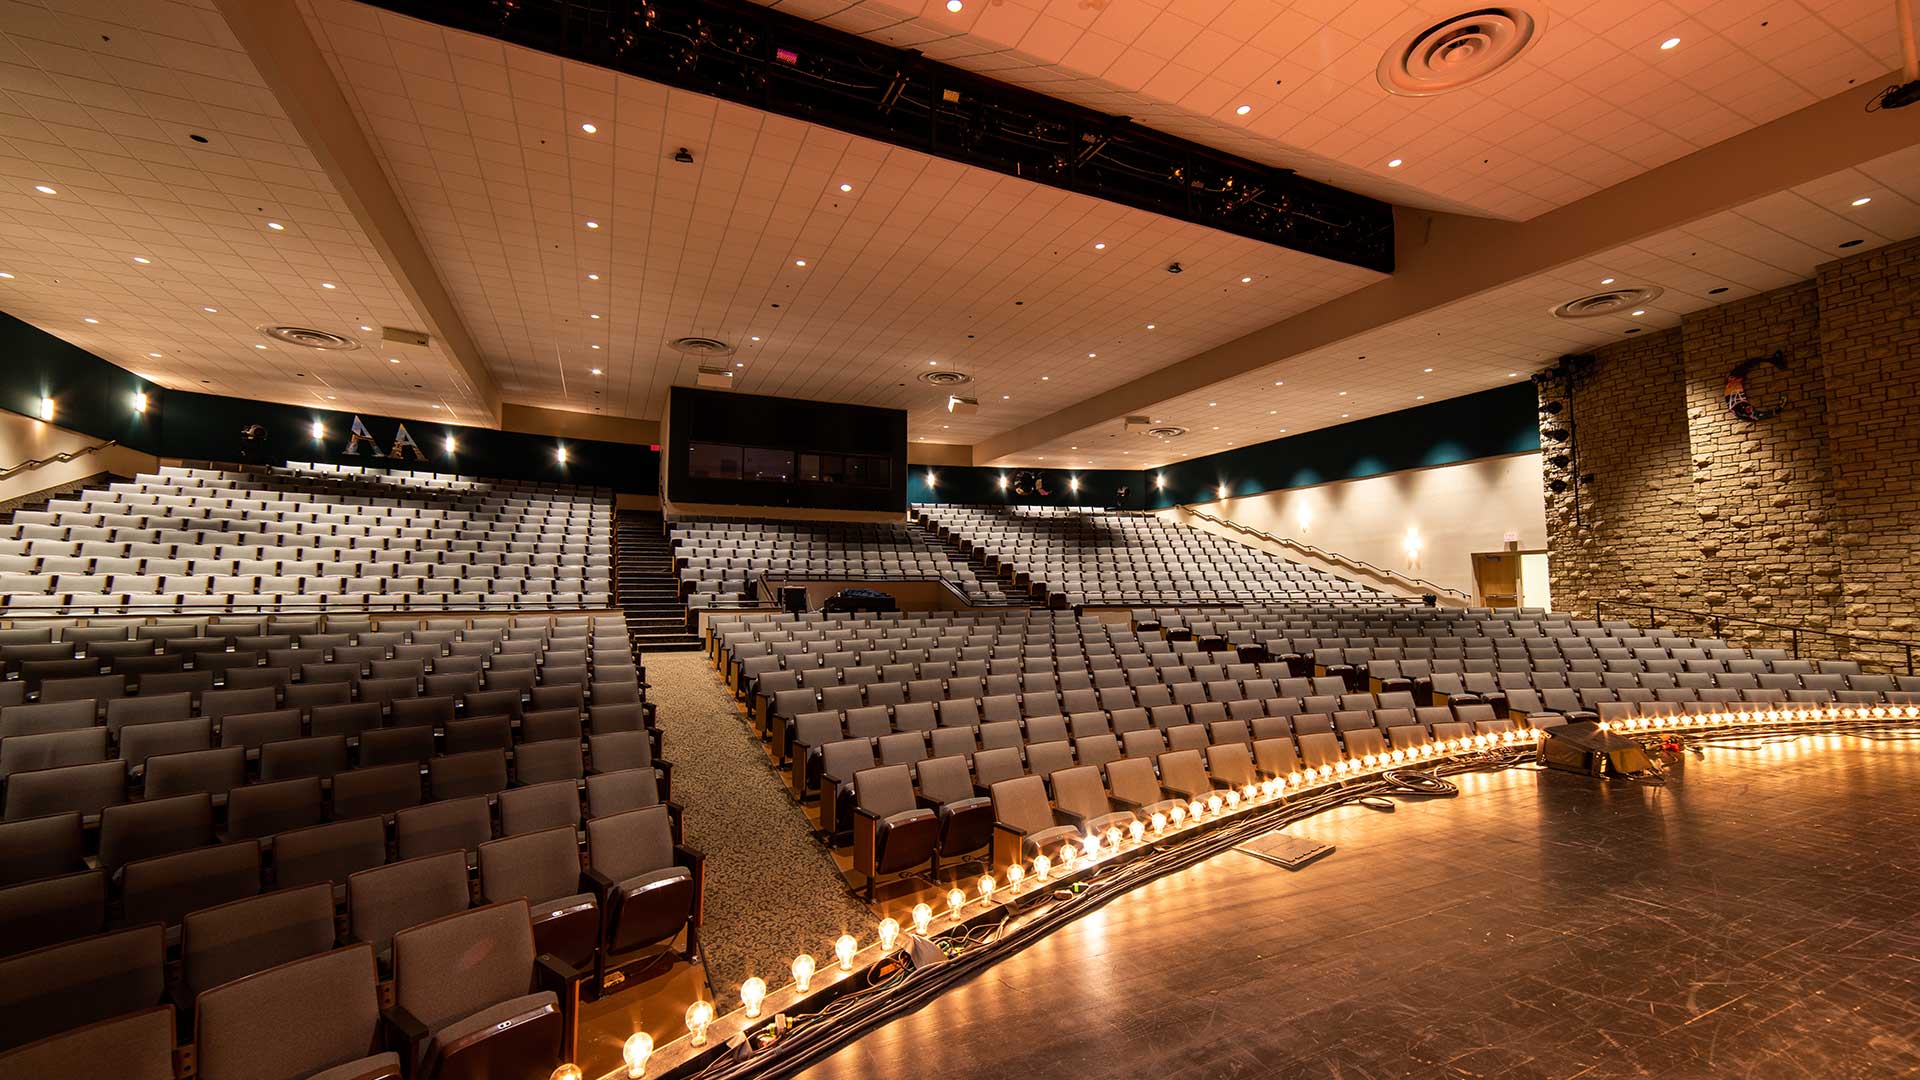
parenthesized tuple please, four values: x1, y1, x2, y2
(1540, 236, 1920, 668)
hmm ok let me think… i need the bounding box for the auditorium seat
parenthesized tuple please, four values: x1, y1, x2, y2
(478, 826, 598, 970)
(0, 1006, 176, 1079)
(0, 924, 165, 1052)
(194, 944, 400, 1080)
(585, 804, 703, 989)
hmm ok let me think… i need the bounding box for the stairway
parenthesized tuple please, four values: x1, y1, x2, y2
(615, 511, 703, 652)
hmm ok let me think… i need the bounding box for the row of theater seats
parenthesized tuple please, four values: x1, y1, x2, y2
(672, 517, 1007, 608)
(0, 464, 613, 610)
(0, 611, 703, 1078)
(914, 504, 1378, 605)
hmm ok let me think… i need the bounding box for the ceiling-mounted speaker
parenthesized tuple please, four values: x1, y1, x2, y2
(947, 395, 978, 415)
(1123, 415, 1154, 432)
(381, 326, 431, 347)
(696, 367, 735, 389)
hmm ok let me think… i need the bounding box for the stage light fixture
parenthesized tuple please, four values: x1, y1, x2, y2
(792, 953, 816, 992)
(739, 977, 767, 1019)
(622, 1033, 653, 1076)
(877, 917, 901, 951)
(912, 903, 933, 934)
(685, 1000, 714, 1047)
(946, 887, 966, 918)
(835, 934, 858, 971)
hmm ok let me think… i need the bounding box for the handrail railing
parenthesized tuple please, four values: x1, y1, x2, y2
(1596, 599, 1916, 675)
(0, 439, 118, 482)
(1178, 506, 1470, 600)
(749, 571, 1027, 609)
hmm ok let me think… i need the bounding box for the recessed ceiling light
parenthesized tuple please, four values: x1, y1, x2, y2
(326, 395, 336, 400)
(838, 183, 854, 193)
(359, 325, 372, 331)
(1416, 395, 1426, 400)
(202, 306, 218, 313)
(587, 273, 600, 280)
(1234, 104, 1252, 116)
(132, 256, 150, 264)
(1041, 376, 1050, 381)
(1273, 380, 1284, 386)
(1660, 36, 1680, 50)
(580, 122, 597, 134)
(83, 317, 99, 324)
(388, 357, 400, 364)
(1630, 309, 1645, 316)
(1508, 371, 1520, 377)
(589, 313, 601, 319)
(34, 184, 56, 194)
(1279, 428, 1287, 433)
(0, 272, 12, 279)
(585, 220, 599, 229)
(590, 344, 601, 349)
(1212, 426, 1219, 431)
(1337, 390, 1347, 396)
(1268, 410, 1276, 415)
(1145, 323, 1155, 330)
(1001, 395, 1010, 400)
(1387, 158, 1403, 168)
(735, 361, 744, 368)
(1093, 242, 1106, 251)
(253, 343, 266, 349)
(1208, 401, 1216, 406)
(1600, 277, 1615, 285)
(1088, 352, 1096, 358)
(431, 404, 442, 410)
(321, 282, 336, 289)
(1422, 367, 1433, 372)
(794, 259, 807, 267)
(1240, 276, 1253, 284)
(946, 0, 962, 10)
(1070, 446, 1077, 450)
(927, 360, 937, 366)
(267, 221, 284, 230)
(590, 368, 602, 375)
(944, 425, 950, 429)
(1851, 196, 1872, 207)
(750, 336, 760, 341)
(1341, 413, 1349, 418)
(148, 352, 161, 358)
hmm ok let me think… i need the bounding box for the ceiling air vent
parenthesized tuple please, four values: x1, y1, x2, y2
(670, 336, 736, 358)
(258, 325, 360, 350)
(917, 370, 973, 387)
(1146, 426, 1187, 439)
(1551, 286, 1663, 320)
(1377, 6, 1545, 97)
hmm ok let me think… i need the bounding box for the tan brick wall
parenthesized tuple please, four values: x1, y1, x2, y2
(1541, 236, 1920, 669)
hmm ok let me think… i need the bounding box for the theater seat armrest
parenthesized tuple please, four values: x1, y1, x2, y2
(675, 844, 707, 925)
(536, 952, 584, 989)
(583, 866, 619, 903)
(1054, 806, 1086, 827)
(666, 800, 685, 844)
(1109, 796, 1144, 813)
(381, 1004, 430, 1063)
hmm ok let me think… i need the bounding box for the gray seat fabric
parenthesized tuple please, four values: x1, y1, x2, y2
(0, 869, 107, 957)
(499, 779, 581, 836)
(989, 775, 1077, 856)
(349, 852, 472, 960)
(390, 900, 545, 1065)
(0, 811, 85, 887)
(273, 817, 389, 892)
(182, 883, 337, 997)
(585, 768, 659, 819)
(121, 840, 262, 927)
(195, 944, 390, 1080)
(0, 924, 165, 1052)
(0, 1006, 175, 1080)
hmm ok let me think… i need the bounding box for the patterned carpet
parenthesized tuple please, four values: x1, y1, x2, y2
(647, 651, 871, 1008)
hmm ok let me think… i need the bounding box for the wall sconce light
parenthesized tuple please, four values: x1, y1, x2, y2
(555, 445, 569, 464)
(132, 391, 147, 414)
(1153, 475, 1165, 490)
(310, 420, 324, 440)
(926, 470, 937, 488)
(443, 434, 456, 454)
(1216, 482, 1228, 501)
(996, 474, 1008, 491)
(1402, 526, 1424, 565)
(1068, 476, 1079, 492)
(37, 396, 54, 422)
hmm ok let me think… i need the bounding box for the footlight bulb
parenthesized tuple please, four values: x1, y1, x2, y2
(685, 1000, 714, 1047)
(553, 1066, 584, 1080)
(947, 887, 966, 917)
(1034, 854, 1052, 879)
(1080, 833, 1099, 858)
(1225, 790, 1240, 808)
(1106, 825, 1123, 850)
(1007, 863, 1025, 886)
(623, 1032, 653, 1076)
(1169, 806, 1186, 827)
(834, 934, 858, 971)
(740, 977, 767, 1019)
(1151, 811, 1168, 833)
(1058, 844, 1077, 869)
(1207, 794, 1224, 814)
(978, 873, 996, 902)
(1241, 784, 1257, 800)
(877, 917, 900, 951)
(791, 953, 815, 992)
(911, 903, 933, 934)
(1335, 760, 1351, 775)
(1129, 820, 1145, 842)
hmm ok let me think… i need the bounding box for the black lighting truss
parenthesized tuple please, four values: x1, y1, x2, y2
(363, 0, 1395, 273)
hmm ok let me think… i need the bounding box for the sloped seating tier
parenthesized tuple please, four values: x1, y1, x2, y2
(671, 517, 1006, 609)
(707, 606, 1914, 875)
(915, 504, 1386, 606)
(0, 464, 614, 612)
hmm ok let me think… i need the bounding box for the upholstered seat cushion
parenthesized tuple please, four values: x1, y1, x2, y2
(430, 991, 557, 1049)
(306, 1051, 402, 1080)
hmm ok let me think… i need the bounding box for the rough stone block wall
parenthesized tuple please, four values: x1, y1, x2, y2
(1819, 235, 1920, 670)
(1541, 237, 1920, 669)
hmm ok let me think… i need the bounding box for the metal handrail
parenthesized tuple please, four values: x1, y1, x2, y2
(0, 439, 118, 482)
(0, 597, 619, 620)
(750, 570, 1025, 608)
(1178, 506, 1470, 600)
(1596, 599, 1917, 675)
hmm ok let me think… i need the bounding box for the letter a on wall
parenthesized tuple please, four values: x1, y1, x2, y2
(343, 416, 383, 456)
(389, 423, 427, 461)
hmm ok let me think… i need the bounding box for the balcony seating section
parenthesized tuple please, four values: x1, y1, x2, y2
(915, 504, 1384, 606)
(0, 463, 613, 612)
(671, 517, 1006, 609)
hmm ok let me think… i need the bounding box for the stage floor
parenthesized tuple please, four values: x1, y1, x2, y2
(797, 736, 1920, 1080)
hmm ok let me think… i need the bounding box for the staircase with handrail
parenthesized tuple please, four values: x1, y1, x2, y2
(0, 438, 119, 482)
(1177, 505, 1471, 603)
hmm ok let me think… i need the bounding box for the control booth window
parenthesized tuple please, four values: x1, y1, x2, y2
(800, 453, 888, 487)
(743, 447, 795, 482)
(688, 442, 742, 479)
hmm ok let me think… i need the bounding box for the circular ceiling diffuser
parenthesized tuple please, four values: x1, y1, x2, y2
(1146, 426, 1187, 439)
(258, 325, 359, 350)
(669, 336, 735, 358)
(1551, 286, 1663, 319)
(917, 370, 974, 387)
(1377, 6, 1545, 97)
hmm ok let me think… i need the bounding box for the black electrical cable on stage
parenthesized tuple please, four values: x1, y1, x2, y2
(686, 717, 1919, 1080)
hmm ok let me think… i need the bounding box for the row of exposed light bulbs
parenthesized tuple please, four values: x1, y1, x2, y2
(553, 701, 1917, 1079)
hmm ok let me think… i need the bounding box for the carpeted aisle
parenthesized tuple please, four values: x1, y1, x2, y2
(645, 651, 872, 1007)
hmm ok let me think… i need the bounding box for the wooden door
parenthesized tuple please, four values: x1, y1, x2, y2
(1472, 552, 1519, 608)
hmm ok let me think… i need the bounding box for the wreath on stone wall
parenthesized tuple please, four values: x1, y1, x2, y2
(1009, 470, 1051, 497)
(1723, 350, 1787, 422)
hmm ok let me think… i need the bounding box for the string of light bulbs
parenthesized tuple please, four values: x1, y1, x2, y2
(566, 702, 1920, 1080)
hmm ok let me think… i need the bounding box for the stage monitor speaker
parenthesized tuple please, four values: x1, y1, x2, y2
(1539, 721, 1655, 778)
